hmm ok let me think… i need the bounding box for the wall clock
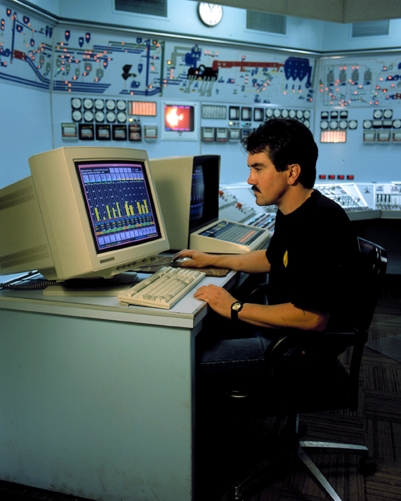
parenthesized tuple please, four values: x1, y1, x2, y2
(198, 3, 223, 27)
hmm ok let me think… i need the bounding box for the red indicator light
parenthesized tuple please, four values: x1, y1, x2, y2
(328, 175, 335, 180)
(318, 175, 327, 179)
(347, 175, 355, 180)
(337, 175, 345, 180)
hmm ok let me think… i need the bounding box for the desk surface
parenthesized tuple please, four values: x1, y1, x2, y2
(0, 270, 238, 329)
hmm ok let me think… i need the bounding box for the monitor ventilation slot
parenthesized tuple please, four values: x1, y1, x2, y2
(352, 20, 390, 38)
(246, 11, 287, 35)
(115, 0, 167, 17)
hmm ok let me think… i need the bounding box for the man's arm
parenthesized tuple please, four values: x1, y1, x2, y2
(193, 284, 330, 332)
(173, 248, 271, 273)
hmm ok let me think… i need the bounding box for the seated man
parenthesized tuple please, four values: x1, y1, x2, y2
(175, 118, 359, 386)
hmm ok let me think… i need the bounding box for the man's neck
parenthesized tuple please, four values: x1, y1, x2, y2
(278, 187, 314, 215)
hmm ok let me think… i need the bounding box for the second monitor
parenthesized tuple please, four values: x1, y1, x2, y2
(150, 155, 270, 253)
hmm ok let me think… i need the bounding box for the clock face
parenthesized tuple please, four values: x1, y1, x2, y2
(198, 3, 223, 27)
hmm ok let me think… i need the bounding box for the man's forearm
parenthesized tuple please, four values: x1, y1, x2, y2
(237, 302, 330, 331)
(211, 249, 271, 273)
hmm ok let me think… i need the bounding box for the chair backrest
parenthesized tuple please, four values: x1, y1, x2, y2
(355, 237, 387, 332)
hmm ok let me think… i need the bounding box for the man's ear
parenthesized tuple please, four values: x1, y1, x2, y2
(287, 163, 301, 185)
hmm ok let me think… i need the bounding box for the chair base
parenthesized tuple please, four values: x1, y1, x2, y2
(233, 440, 371, 501)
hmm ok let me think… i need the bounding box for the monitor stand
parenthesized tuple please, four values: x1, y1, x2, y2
(42, 272, 138, 297)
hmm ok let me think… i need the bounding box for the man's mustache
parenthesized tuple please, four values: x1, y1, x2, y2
(251, 185, 261, 193)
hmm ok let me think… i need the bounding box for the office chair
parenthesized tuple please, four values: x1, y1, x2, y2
(225, 237, 387, 501)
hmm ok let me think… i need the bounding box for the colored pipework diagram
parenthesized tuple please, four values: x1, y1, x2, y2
(0, 6, 53, 90)
(162, 43, 316, 105)
(320, 57, 401, 107)
(52, 27, 164, 96)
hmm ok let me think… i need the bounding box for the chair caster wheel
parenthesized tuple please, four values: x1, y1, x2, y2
(359, 456, 376, 475)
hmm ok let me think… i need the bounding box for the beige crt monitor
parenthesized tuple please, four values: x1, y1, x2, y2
(0, 147, 169, 282)
(150, 155, 220, 251)
(150, 155, 270, 253)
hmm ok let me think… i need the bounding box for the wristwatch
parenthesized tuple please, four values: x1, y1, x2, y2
(231, 301, 244, 321)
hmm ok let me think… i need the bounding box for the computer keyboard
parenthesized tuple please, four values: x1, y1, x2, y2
(118, 266, 205, 309)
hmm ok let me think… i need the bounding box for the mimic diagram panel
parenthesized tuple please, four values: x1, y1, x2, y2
(0, 4, 316, 105)
(319, 55, 401, 108)
(0, 6, 53, 90)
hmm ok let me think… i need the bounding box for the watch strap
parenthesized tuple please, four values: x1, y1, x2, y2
(231, 301, 244, 321)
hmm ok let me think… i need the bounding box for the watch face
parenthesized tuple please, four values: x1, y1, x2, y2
(198, 2, 223, 27)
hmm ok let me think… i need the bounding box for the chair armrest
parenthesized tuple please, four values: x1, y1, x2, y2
(263, 328, 358, 366)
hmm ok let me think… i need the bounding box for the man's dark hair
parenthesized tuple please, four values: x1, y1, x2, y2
(241, 118, 318, 189)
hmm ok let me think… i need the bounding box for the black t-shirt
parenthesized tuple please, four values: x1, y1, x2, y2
(266, 190, 359, 331)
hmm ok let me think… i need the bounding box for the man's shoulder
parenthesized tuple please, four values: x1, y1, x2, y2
(311, 190, 349, 215)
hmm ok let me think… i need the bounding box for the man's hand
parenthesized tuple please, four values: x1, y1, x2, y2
(194, 284, 236, 319)
(172, 249, 214, 268)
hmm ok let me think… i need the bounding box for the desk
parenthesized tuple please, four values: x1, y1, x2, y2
(0, 270, 239, 501)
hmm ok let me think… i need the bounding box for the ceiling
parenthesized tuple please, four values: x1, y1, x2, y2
(207, 0, 401, 23)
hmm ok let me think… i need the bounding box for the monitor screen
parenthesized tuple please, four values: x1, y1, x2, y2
(164, 104, 194, 132)
(76, 160, 162, 253)
(161, 102, 199, 141)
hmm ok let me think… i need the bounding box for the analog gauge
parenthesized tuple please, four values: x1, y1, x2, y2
(106, 99, 115, 110)
(393, 119, 401, 129)
(84, 110, 94, 122)
(265, 108, 274, 118)
(71, 98, 82, 109)
(303, 120, 310, 128)
(281, 109, 289, 118)
(363, 120, 372, 129)
(303, 110, 311, 119)
(339, 120, 348, 130)
(72, 110, 82, 122)
(373, 109, 382, 119)
(296, 110, 303, 119)
(330, 120, 338, 129)
(83, 98, 93, 110)
(94, 99, 104, 110)
(117, 111, 127, 123)
(273, 108, 281, 117)
(289, 110, 296, 118)
(383, 109, 393, 119)
(95, 111, 105, 122)
(349, 120, 358, 130)
(320, 120, 329, 130)
(106, 111, 116, 122)
(116, 100, 126, 111)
